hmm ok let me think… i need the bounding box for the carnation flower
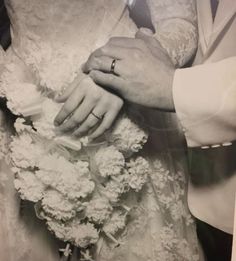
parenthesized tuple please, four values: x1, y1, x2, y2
(94, 145, 125, 177)
(14, 171, 46, 202)
(102, 179, 127, 203)
(36, 155, 95, 199)
(70, 222, 99, 248)
(107, 114, 148, 156)
(0, 127, 9, 160)
(14, 118, 34, 133)
(37, 155, 89, 178)
(103, 210, 127, 235)
(10, 133, 45, 169)
(41, 190, 81, 221)
(85, 197, 112, 224)
(5, 83, 42, 116)
(46, 220, 71, 242)
(127, 157, 150, 192)
(36, 173, 94, 200)
(47, 219, 99, 248)
(74, 160, 90, 175)
(111, 171, 130, 191)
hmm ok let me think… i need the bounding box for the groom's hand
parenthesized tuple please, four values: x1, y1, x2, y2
(83, 30, 176, 111)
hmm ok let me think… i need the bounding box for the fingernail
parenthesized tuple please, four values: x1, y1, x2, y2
(54, 120, 59, 126)
(72, 133, 80, 138)
(89, 71, 95, 77)
(87, 136, 93, 142)
(54, 127, 62, 135)
(54, 95, 60, 102)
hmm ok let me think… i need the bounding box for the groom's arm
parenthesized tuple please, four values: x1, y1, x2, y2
(173, 56, 236, 147)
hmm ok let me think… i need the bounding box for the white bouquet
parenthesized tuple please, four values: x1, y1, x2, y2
(1, 65, 150, 259)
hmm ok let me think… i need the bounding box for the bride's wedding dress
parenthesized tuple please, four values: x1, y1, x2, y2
(0, 0, 204, 260)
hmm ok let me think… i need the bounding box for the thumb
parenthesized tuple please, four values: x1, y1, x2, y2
(135, 28, 165, 55)
(135, 27, 154, 40)
(89, 70, 125, 94)
(135, 28, 158, 48)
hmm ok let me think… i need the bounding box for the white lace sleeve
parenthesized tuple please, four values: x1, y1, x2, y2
(147, 0, 198, 67)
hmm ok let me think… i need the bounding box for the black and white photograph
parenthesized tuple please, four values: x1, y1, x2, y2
(0, 0, 235, 260)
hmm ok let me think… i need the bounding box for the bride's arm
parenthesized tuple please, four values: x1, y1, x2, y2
(146, 0, 198, 67)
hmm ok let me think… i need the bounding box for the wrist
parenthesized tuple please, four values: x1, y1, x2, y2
(157, 68, 175, 112)
(167, 68, 175, 111)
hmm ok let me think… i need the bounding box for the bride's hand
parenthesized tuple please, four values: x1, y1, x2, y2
(54, 76, 123, 139)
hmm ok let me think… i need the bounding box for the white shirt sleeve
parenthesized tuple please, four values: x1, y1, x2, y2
(173, 57, 236, 147)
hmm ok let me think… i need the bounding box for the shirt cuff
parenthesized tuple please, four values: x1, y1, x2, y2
(172, 61, 236, 148)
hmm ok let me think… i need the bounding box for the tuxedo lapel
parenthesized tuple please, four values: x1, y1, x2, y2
(208, 0, 236, 49)
(197, 0, 213, 54)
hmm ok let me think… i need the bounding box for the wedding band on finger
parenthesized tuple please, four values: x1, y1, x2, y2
(110, 59, 117, 74)
(91, 111, 103, 121)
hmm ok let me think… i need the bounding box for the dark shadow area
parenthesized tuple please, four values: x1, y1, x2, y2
(129, 0, 154, 31)
(0, 0, 11, 50)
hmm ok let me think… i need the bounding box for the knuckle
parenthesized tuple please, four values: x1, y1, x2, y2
(86, 60, 92, 71)
(77, 126, 85, 133)
(100, 46, 107, 55)
(82, 124, 89, 130)
(73, 132, 80, 137)
(108, 37, 116, 44)
(107, 74, 115, 83)
(86, 121, 94, 128)
(130, 48, 141, 59)
(91, 132, 99, 138)
(108, 96, 123, 110)
(103, 125, 110, 132)
(94, 57, 102, 67)
(89, 70, 97, 79)
(115, 98, 124, 110)
(90, 92, 100, 103)
(63, 106, 71, 114)
(90, 56, 97, 65)
(101, 123, 110, 132)
(82, 76, 92, 85)
(74, 130, 82, 137)
(101, 96, 110, 106)
(136, 39, 145, 47)
(95, 129, 103, 136)
(71, 117, 80, 125)
(134, 48, 144, 59)
(110, 36, 118, 41)
(137, 52, 145, 61)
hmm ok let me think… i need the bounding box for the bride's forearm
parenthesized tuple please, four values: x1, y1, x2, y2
(146, 0, 198, 67)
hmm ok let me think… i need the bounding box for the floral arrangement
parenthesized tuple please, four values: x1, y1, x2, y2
(0, 64, 150, 259)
